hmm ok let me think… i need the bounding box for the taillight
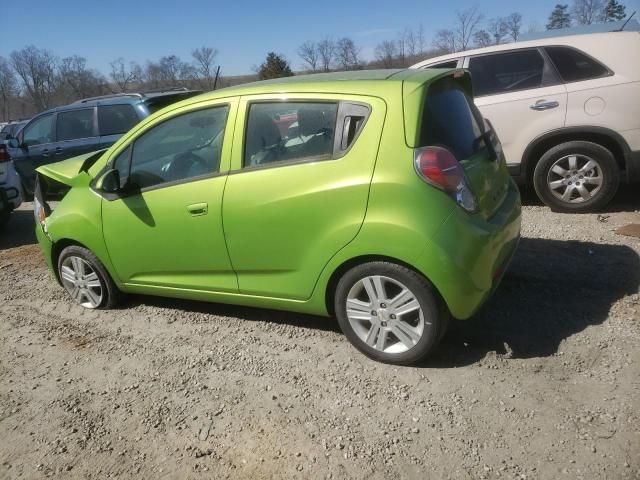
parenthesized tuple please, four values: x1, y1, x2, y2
(414, 146, 478, 213)
(0, 145, 9, 162)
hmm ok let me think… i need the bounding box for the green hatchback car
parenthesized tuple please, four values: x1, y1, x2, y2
(33, 69, 521, 365)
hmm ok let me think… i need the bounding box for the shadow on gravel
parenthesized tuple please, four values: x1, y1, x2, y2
(519, 183, 640, 213)
(428, 237, 640, 367)
(0, 210, 36, 250)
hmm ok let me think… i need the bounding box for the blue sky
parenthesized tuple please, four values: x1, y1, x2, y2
(3, 0, 639, 76)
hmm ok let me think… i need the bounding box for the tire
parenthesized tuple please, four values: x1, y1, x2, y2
(334, 261, 447, 365)
(57, 245, 121, 309)
(533, 141, 619, 213)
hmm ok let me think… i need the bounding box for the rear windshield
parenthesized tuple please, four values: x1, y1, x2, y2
(419, 77, 485, 159)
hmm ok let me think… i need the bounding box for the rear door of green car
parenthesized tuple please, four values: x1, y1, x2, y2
(101, 99, 239, 292)
(222, 94, 386, 300)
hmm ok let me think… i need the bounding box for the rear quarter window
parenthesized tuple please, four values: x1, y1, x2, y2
(420, 77, 485, 159)
(544, 46, 610, 82)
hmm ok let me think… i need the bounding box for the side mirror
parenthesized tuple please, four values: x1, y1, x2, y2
(99, 169, 121, 193)
(7, 138, 20, 149)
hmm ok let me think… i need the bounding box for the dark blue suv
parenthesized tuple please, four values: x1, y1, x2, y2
(9, 89, 201, 194)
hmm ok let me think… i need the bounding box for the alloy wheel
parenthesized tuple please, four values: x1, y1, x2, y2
(346, 275, 427, 354)
(547, 154, 603, 204)
(60, 256, 103, 309)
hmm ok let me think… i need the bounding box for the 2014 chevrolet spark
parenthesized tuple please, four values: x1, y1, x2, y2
(33, 69, 521, 365)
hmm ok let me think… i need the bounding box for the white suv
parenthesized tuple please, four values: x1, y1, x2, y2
(411, 31, 640, 212)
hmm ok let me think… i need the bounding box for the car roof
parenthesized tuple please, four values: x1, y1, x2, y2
(176, 69, 447, 104)
(410, 30, 639, 68)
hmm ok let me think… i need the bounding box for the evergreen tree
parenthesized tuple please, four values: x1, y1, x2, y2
(258, 53, 293, 80)
(603, 0, 626, 21)
(547, 4, 572, 29)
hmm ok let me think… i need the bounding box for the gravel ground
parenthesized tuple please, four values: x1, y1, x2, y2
(1, 188, 639, 480)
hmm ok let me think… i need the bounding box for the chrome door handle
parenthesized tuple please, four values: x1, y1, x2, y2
(530, 100, 560, 111)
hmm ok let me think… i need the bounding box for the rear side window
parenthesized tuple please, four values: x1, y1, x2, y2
(98, 104, 140, 136)
(57, 108, 95, 142)
(544, 46, 609, 82)
(468, 49, 553, 96)
(420, 78, 485, 159)
(244, 102, 338, 168)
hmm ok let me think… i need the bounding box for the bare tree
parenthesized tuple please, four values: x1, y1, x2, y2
(454, 6, 484, 51)
(335, 37, 360, 70)
(191, 46, 219, 90)
(147, 55, 194, 90)
(404, 28, 418, 58)
(474, 30, 493, 48)
(10, 45, 58, 111)
(504, 12, 523, 41)
(416, 25, 426, 55)
(374, 40, 398, 68)
(109, 58, 142, 93)
(487, 17, 508, 44)
(58, 55, 105, 101)
(317, 37, 335, 72)
(0, 57, 17, 121)
(433, 29, 457, 53)
(297, 41, 319, 72)
(572, 0, 605, 24)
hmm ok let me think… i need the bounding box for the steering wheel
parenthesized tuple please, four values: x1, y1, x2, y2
(165, 151, 208, 180)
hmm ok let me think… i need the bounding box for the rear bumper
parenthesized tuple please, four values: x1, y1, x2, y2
(417, 179, 522, 319)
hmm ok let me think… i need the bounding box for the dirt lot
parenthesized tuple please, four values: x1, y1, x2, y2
(1, 189, 639, 480)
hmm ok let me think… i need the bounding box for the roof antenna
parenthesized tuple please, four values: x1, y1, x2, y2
(618, 11, 636, 31)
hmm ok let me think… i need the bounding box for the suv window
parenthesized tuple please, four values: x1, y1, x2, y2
(544, 46, 609, 82)
(429, 60, 459, 69)
(57, 108, 95, 142)
(244, 102, 338, 167)
(98, 104, 140, 136)
(468, 49, 551, 96)
(23, 114, 54, 146)
(114, 106, 229, 190)
(420, 77, 485, 160)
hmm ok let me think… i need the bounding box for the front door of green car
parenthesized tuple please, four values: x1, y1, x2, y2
(222, 95, 386, 300)
(101, 101, 238, 292)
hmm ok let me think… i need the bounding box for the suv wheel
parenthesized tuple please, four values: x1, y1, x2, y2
(334, 262, 448, 365)
(57, 245, 121, 309)
(533, 141, 619, 213)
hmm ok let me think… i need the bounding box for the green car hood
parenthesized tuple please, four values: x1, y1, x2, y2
(36, 149, 107, 186)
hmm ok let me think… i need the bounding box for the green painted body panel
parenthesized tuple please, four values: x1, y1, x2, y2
(223, 93, 387, 300)
(36, 69, 521, 320)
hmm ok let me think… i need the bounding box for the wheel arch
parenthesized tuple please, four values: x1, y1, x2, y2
(522, 126, 631, 183)
(324, 254, 447, 317)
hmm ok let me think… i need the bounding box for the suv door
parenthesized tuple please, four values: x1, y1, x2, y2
(55, 107, 100, 160)
(101, 101, 237, 292)
(11, 113, 55, 193)
(464, 48, 567, 174)
(222, 95, 385, 300)
(98, 103, 143, 149)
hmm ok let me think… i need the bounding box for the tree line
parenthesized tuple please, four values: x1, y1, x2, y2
(294, 0, 627, 71)
(0, 46, 221, 122)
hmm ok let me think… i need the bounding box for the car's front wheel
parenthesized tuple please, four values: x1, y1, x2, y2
(334, 262, 448, 365)
(57, 245, 120, 309)
(533, 141, 619, 213)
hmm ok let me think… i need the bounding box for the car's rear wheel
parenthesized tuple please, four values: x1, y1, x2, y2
(533, 141, 619, 213)
(334, 262, 448, 365)
(57, 245, 120, 309)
